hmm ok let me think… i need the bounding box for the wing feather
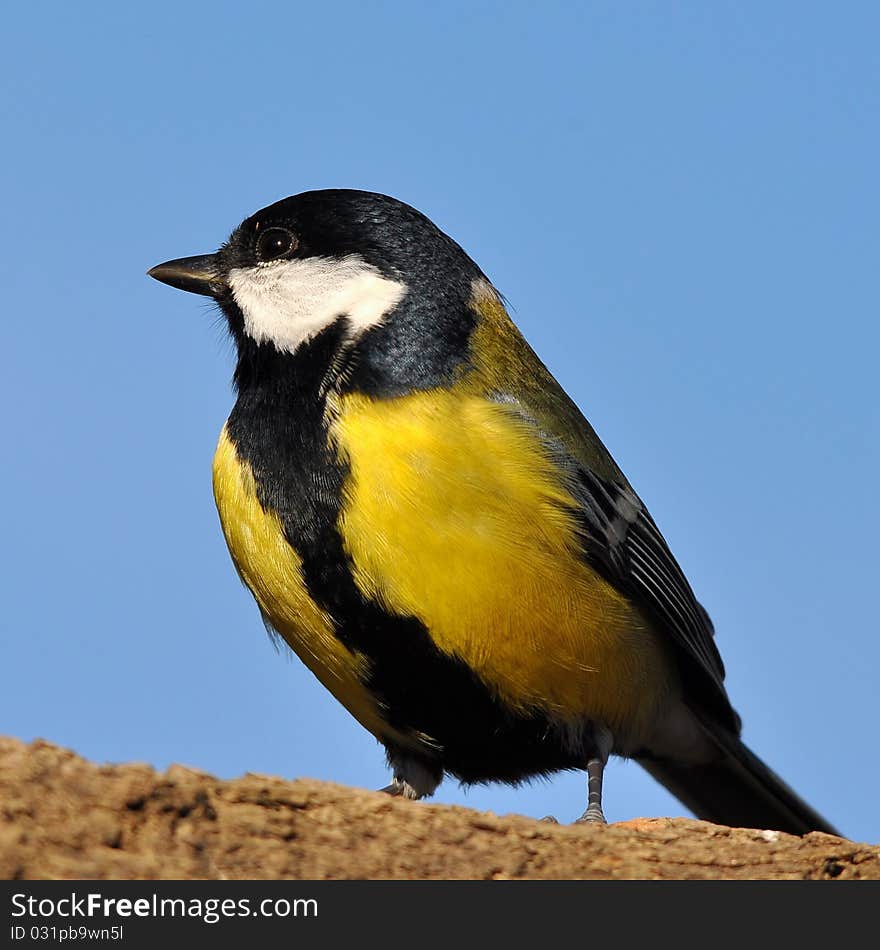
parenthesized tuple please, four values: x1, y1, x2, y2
(496, 393, 739, 731)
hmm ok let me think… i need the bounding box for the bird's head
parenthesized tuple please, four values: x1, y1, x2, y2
(149, 190, 493, 395)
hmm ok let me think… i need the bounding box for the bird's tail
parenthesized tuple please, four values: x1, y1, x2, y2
(636, 717, 840, 837)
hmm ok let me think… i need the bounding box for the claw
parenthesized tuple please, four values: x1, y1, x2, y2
(377, 776, 421, 800)
(378, 783, 404, 797)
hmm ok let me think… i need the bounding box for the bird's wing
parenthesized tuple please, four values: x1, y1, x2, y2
(505, 393, 739, 733)
(466, 293, 738, 730)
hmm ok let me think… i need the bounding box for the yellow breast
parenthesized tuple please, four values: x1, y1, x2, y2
(331, 388, 677, 735)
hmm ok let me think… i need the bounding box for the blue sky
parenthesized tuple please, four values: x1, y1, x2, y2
(3, 2, 877, 844)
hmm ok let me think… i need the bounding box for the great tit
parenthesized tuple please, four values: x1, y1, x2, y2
(149, 189, 837, 835)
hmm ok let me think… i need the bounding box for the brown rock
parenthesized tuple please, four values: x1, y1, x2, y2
(0, 736, 875, 880)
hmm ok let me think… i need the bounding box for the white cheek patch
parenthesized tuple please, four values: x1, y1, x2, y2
(228, 255, 407, 353)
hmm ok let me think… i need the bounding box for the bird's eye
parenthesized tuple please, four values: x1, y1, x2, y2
(255, 227, 297, 262)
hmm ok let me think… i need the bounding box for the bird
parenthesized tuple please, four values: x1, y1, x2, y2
(148, 188, 838, 835)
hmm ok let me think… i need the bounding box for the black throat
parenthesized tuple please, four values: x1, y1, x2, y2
(226, 320, 349, 552)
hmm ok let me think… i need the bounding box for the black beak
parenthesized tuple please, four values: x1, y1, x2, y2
(147, 254, 224, 297)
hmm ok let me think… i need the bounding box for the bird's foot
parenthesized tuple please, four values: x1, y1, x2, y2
(574, 804, 607, 825)
(377, 777, 422, 800)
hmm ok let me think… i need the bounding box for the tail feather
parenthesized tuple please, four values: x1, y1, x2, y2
(637, 723, 840, 837)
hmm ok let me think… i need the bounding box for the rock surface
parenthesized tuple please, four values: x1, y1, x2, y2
(1, 737, 875, 880)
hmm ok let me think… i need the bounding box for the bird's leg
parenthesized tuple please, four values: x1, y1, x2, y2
(575, 726, 613, 824)
(575, 757, 607, 824)
(537, 727, 613, 824)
